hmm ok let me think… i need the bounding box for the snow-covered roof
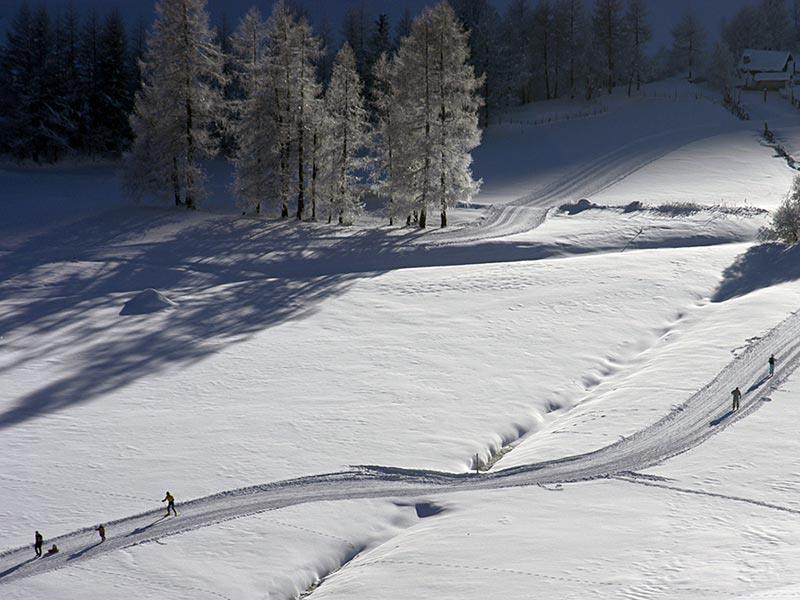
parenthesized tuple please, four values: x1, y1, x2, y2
(739, 49, 793, 73)
(754, 71, 790, 82)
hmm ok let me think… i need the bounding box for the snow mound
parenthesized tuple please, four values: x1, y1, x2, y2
(119, 289, 177, 316)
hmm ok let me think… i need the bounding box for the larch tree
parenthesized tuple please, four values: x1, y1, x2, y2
(672, 10, 706, 81)
(592, 0, 624, 94)
(125, 0, 223, 209)
(371, 52, 400, 224)
(623, 0, 651, 95)
(392, 2, 483, 229)
(557, 0, 586, 100)
(322, 43, 369, 225)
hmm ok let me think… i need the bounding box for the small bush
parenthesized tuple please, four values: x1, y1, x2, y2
(762, 175, 800, 244)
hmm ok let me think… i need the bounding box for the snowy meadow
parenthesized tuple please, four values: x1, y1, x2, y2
(4, 0, 800, 598)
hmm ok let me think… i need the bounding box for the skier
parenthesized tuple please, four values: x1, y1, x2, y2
(96, 524, 106, 542)
(732, 387, 742, 412)
(769, 354, 776, 377)
(45, 544, 59, 555)
(162, 491, 177, 517)
(34, 531, 43, 557)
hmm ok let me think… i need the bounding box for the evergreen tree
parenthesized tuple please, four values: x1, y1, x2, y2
(370, 52, 400, 224)
(395, 8, 413, 47)
(504, 0, 533, 103)
(94, 9, 133, 155)
(592, 0, 624, 94)
(706, 41, 736, 93)
(672, 10, 706, 80)
(343, 5, 369, 84)
(623, 0, 651, 95)
(759, 0, 792, 49)
(454, 0, 510, 124)
(557, 0, 587, 100)
(1, 5, 71, 161)
(125, 0, 223, 208)
(322, 44, 369, 225)
(392, 2, 482, 229)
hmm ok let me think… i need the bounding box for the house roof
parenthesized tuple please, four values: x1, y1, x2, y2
(754, 71, 791, 82)
(739, 49, 793, 73)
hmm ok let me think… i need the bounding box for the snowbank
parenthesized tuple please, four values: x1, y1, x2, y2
(119, 289, 177, 316)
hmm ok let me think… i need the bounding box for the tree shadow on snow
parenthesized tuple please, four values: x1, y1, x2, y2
(712, 243, 800, 303)
(0, 202, 731, 429)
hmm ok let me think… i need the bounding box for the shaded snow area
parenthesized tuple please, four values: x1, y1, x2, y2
(3, 82, 800, 599)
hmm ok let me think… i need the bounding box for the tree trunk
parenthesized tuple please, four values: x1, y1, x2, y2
(440, 207, 447, 228)
(419, 206, 427, 228)
(311, 129, 317, 220)
(172, 156, 182, 206)
(296, 40, 306, 221)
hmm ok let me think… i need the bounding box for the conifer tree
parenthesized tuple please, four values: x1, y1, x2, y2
(392, 2, 482, 228)
(322, 44, 369, 225)
(125, 0, 223, 208)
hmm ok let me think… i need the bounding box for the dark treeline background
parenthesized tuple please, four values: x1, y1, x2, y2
(3, 0, 800, 164)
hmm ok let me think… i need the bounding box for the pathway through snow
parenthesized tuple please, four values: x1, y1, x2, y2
(1, 304, 798, 586)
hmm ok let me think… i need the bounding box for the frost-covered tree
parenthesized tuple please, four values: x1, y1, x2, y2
(623, 0, 651, 95)
(759, 0, 792, 49)
(370, 52, 400, 224)
(343, 5, 369, 84)
(392, 2, 483, 229)
(125, 0, 223, 209)
(592, 0, 624, 94)
(233, 2, 321, 219)
(763, 175, 800, 244)
(671, 10, 706, 80)
(321, 44, 369, 225)
(706, 41, 736, 93)
(231, 7, 266, 98)
(293, 16, 323, 220)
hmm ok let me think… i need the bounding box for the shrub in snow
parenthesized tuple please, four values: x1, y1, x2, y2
(762, 176, 800, 244)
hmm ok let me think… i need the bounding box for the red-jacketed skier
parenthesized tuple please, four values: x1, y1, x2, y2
(162, 491, 177, 517)
(732, 387, 742, 412)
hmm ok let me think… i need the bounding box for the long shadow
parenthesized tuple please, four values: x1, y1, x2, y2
(0, 557, 36, 579)
(126, 515, 168, 537)
(0, 199, 752, 430)
(748, 375, 770, 393)
(712, 243, 800, 303)
(710, 410, 734, 427)
(67, 541, 102, 561)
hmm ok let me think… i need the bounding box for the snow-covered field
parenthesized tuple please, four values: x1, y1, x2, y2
(2, 82, 800, 599)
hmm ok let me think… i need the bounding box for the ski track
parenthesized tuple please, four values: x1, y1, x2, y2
(1, 307, 799, 587)
(430, 123, 730, 246)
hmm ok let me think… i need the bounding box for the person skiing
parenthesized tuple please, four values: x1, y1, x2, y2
(732, 387, 742, 412)
(162, 491, 177, 517)
(45, 544, 59, 555)
(34, 531, 43, 557)
(96, 524, 106, 542)
(769, 354, 776, 377)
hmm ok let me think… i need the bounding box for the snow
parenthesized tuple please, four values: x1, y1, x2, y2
(2, 81, 800, 599)
(119, 289, 178, 315)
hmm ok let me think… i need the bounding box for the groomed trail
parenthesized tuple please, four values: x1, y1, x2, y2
(2, 305, 799, 586)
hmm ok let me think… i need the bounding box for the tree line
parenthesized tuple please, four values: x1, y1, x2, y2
(125, 0, 482, 228)
(0, 3, 145, 162)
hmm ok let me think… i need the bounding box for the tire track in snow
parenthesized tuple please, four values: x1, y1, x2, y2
(2, 309, 800, 586)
